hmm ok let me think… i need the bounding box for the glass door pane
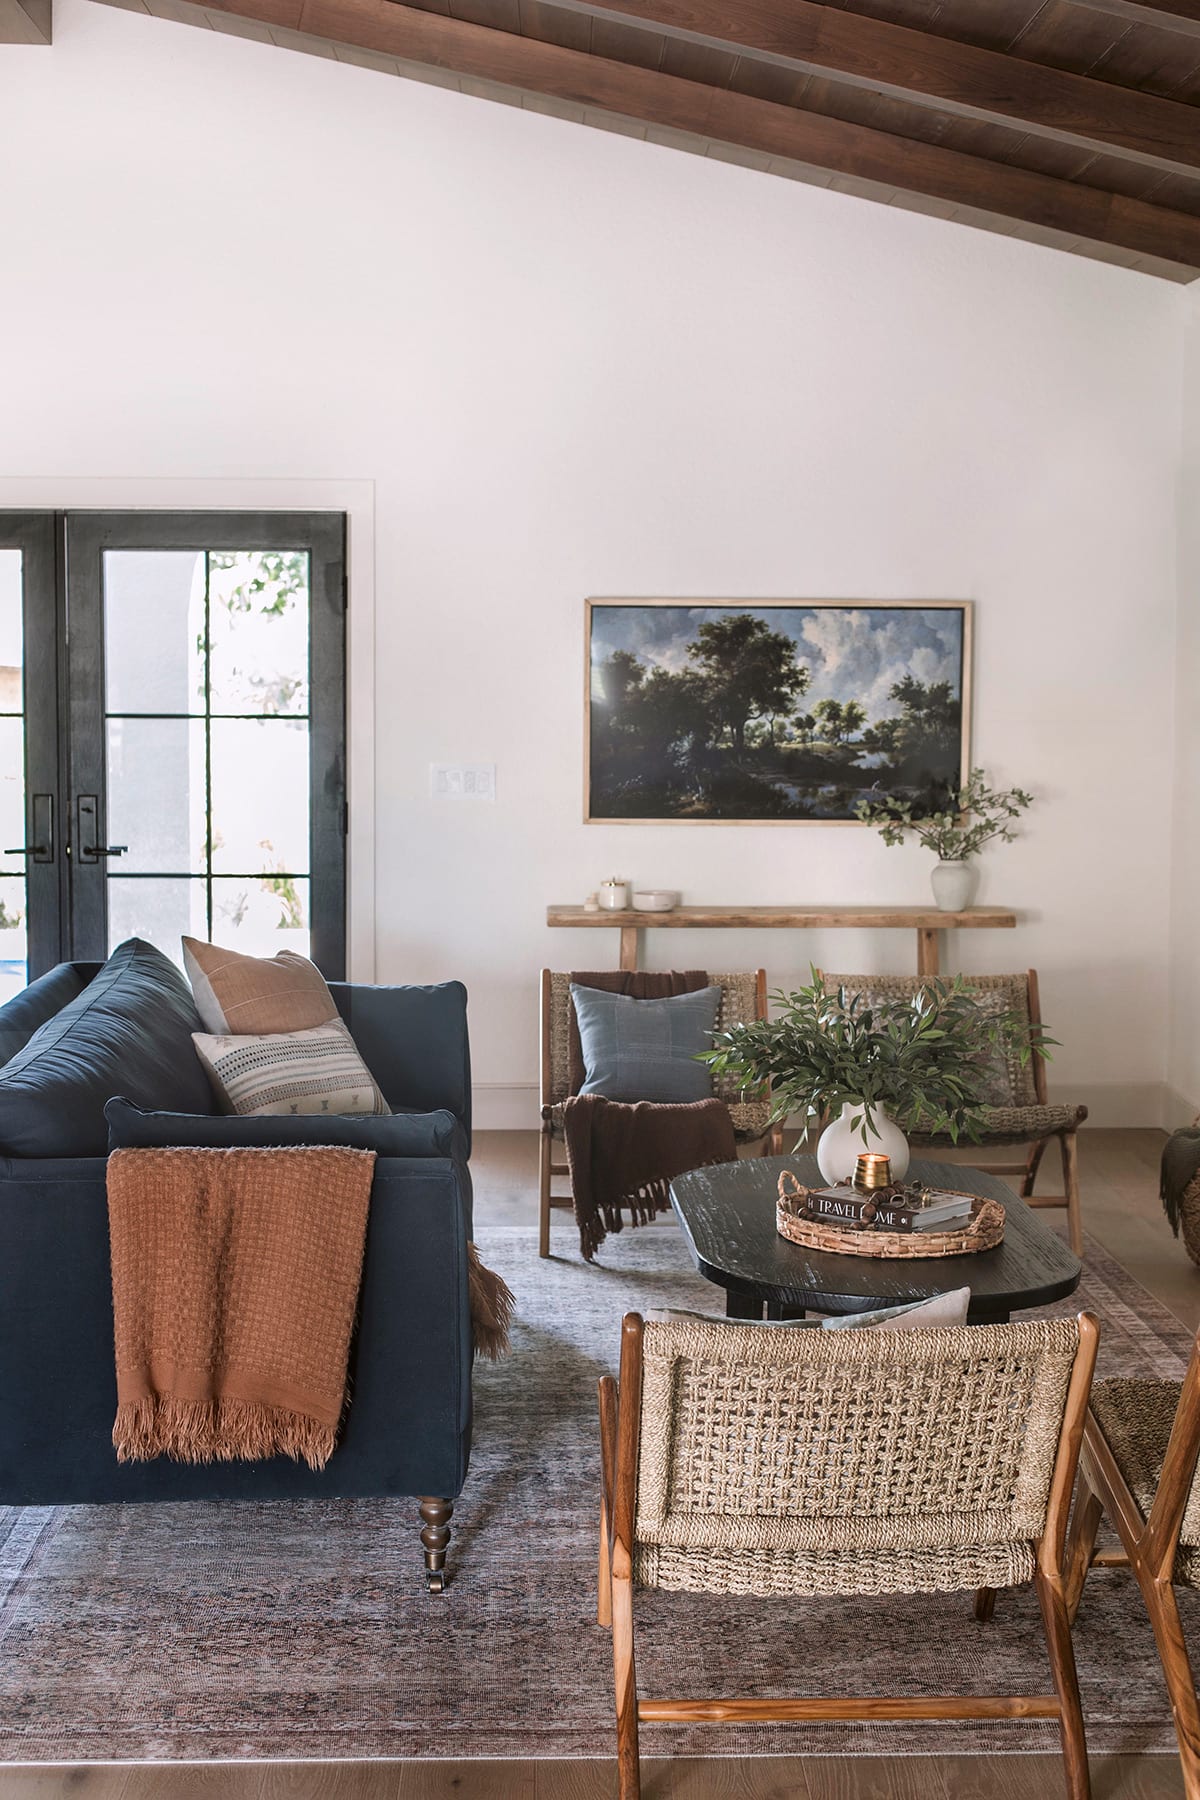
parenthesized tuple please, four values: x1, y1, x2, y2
(66, 514, 346, 977)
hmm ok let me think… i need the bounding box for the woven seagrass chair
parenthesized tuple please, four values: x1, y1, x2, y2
(821, 970, 1086, 1256)
(1064, 1324, 1200, 1796)
(539, 969, 782, 1258)
(598, 1309, 1099, 1800)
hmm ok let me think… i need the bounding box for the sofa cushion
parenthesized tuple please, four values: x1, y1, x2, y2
(106, 1095, 463, 1159)
(182, 937, 338, 1036)
(0, 939, 215, 1157)
(192, 1019, 390, 1117)
(0, 963, 90, 1067)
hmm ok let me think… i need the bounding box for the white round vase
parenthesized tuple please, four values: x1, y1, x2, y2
(930, 858, 977, 913)
(817, 1101, 911, 1184)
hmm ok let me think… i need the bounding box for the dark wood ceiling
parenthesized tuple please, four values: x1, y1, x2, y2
(88, 0, 1200, 278)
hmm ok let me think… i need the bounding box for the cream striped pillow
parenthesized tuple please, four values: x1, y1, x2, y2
(193, 1019, 389, 1118)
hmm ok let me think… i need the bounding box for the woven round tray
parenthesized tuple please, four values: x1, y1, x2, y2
(776, 1170, 1006, 1259)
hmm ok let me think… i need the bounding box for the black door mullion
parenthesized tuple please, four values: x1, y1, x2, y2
(307, 515, 347, 981)
(62, 514, 110, 962)
(0, 512, 65, 980)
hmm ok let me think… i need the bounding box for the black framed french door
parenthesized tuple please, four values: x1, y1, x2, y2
(0, 509, 348, 987)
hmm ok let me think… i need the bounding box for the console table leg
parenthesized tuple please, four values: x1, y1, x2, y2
(917, 927, 940, 977)
(619, 926, 639, 972)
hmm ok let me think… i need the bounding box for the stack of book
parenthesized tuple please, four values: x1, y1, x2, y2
(805, 1184, 975, 1234)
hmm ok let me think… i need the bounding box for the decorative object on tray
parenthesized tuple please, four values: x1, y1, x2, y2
(856, 766, 1033, 913)
(776, 1167, 1006, 1258)
(585, 599, 971, 823)
(632, 889, 679, 912)
(701, 965, 1052, 1183)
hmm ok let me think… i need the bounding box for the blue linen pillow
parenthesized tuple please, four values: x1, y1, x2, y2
(570, 983, 720, 1104)
(105, 1095, 464, 1160)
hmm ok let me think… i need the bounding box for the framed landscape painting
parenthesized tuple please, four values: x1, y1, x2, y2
(585, 599, 972, 823)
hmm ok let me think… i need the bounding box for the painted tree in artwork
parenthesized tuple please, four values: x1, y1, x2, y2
(688, 613, 809, 750)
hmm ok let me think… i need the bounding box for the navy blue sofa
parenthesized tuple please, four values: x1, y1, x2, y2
(0, 943, 475, 1590)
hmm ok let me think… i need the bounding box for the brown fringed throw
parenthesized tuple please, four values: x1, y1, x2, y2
(107, 1145, 375, 1469)
(563, 1094, 737, 1261)
(468, 1242, 515, 1359)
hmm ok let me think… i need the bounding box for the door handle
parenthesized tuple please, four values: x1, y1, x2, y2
(75, 794, 126, 864)
(5, 795, 54, 864)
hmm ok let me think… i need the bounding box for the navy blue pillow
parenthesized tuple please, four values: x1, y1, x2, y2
(0, 939, 215, 1158)
(105, 1095, 464, 1160)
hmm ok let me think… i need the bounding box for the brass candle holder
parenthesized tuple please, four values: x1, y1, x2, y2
(854, 1152, 892, 1192)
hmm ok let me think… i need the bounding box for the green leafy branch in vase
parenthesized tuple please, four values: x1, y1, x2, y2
(855, 767, 1033, 861)
(700, 967, 1054, 1148)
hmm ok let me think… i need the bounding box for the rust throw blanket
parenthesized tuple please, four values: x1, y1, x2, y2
(563, 1095, 737, 1261)
(107, 1145, 375, 1469)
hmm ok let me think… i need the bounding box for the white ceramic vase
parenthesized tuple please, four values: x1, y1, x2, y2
(930, 858, 977, 913)
(816, 1101, 911, 1184)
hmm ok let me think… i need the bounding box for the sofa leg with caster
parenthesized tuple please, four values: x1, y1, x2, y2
(419, 1496, 453, 1592)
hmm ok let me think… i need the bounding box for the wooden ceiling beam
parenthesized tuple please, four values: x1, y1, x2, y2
(535, 0, 1200, 176)
(1071, 0, 1200, 39)
(199, 0, 1200, 269)
(0, 0, 51, 42)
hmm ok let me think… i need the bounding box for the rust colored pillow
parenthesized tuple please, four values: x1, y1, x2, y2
(181, 937, 338, 1036)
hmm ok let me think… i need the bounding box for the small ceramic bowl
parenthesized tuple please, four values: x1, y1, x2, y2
(632, 889, 680, 912)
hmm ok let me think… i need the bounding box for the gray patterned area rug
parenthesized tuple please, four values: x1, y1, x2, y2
(0, 1224, 1195, 1762)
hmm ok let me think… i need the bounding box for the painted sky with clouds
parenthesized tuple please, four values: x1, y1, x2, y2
(590, 605, 963, 719)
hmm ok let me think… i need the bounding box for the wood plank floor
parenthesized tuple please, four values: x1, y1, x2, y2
(2, 1127, 1193, 1800)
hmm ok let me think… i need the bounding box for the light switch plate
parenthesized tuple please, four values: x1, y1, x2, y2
(430, 762, 496, 801)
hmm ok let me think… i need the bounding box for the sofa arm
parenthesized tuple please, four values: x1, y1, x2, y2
(330, 981, 472, 1150)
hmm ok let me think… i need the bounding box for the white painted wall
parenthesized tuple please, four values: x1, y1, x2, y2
(0, 0, 1188, 1126)
(1168, 293, 1200, 1130)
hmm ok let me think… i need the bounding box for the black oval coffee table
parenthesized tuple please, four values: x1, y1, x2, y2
(670, 1154, 1082, 1324)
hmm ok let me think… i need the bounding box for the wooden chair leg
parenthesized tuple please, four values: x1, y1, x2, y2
(418, 1496, 453, 1594)
(1036, 1570, 1091, 1800)
(1063, 1475, 1104, 1625)
(1022, 1136, 1049, 1198)
(612, 1571, 641, 1800)
(1141, 1573, 1200, 1799)
(1061, 1131, 1084, 1257)
(974, 1586, 996, 1622)
(598, 1499, 612, 1629)
(539, 1130, 553, 1258)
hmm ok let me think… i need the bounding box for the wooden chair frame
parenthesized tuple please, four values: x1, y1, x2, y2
(1064, 1328, 1200, 1796)
(820, 968, 1084, 1256)
(598, 1310, 1099, 1800)
(538, 968, 781, 1258)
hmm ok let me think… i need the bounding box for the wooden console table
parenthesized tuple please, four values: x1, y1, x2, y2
(546, 904, 1017, 975)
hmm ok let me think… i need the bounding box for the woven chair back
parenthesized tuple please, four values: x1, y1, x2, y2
(632, 1313, 1082, 1594)
(821, 971, 1039, 1110)
(544, 970, 763, 1107)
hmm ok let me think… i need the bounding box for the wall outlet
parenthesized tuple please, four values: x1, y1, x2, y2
(430, 762, 496, 801)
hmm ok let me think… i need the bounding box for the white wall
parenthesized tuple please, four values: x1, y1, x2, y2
(0, 0, 1188, 1126)
(1168, 292, 1200, 1129)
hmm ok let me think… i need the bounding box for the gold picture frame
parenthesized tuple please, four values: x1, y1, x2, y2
(584, 598, 974, 825)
